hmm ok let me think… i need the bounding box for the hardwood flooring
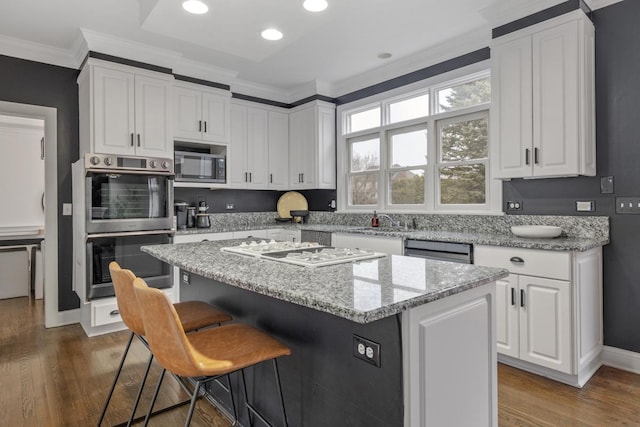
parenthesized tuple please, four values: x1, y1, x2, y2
(3, 296, 640, 426)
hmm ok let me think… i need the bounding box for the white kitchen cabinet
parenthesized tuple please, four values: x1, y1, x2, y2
(229, 101, 289, 190)
(332, 233, 403, 255)
(289, 101, 336, 190)
(78, 59, 173, 158)
(474, 245, 602, 387)
(491, 10, 595, 179)
(173, 82, 230, 143)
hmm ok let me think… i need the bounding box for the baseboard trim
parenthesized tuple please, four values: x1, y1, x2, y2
(54, 308, 80, 327)
(602, 346, 640, 375)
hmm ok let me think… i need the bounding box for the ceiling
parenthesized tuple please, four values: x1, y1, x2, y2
(0, 0, 612, 99)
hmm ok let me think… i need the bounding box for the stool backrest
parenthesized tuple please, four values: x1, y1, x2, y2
(132, 277, 202, 377)
(109, 261, 145, 335)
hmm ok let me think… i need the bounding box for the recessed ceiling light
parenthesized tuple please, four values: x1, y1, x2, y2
(377, 52, 392, 59)
(183, 0, 208, 14)
(261, 28, 283, 41)
(303, 0, 328, 12)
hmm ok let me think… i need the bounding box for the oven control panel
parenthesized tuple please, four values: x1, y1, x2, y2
(85, 153, 174, 173)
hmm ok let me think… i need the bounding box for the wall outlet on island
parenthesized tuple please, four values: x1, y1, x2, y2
(226, 203, 234, 210)
(506, 200, 523, 211)
(353, 334, 381, 367)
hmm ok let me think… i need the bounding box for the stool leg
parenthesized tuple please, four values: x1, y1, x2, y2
(184, 380, 202, 427)
(273, 359, 288, 427)
(143, 368, 166, 427)
(126, 353, 154, 427)
(226, 374, 239, 426)
(97, 331, 135, 426)
(240, 369, 253, 427)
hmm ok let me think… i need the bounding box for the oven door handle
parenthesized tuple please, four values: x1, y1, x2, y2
(86, 229, 175, 239)
(85, 168, 175, 177)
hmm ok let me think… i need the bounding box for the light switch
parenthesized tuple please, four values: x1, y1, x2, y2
(576, 201, 595, 212)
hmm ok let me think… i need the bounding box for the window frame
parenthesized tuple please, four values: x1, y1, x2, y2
(337, 63, 502, 215)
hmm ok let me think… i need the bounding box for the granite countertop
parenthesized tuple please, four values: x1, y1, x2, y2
(175, 223, 608, 252)
(143, 239, 508, 324)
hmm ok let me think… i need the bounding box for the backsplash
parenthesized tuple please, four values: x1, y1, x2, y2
(204, 211, 609, 241)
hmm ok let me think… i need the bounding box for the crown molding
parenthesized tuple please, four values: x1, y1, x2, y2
(0, 33, 77, 69)
(587, 0, 624, 10)
(172, 57, 238, 86)
(230, 79, 292, 104)
(80, 28, 181, 69)
(331, 26, 490, 99)
(479, 0, 565, 29)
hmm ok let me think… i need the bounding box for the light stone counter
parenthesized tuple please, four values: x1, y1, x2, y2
(142, 239, 507, 323)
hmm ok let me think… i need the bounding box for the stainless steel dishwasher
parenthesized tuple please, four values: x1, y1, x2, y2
(403, 238, 473, 264)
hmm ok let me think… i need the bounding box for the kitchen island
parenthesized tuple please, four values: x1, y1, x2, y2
(143, 239, 508, 427)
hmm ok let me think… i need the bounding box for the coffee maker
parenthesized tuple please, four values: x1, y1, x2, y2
(174, 201, 188, 230)
(196, 201, 211, 228)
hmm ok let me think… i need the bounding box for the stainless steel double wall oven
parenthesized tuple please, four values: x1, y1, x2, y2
(80, 153, 174, 300)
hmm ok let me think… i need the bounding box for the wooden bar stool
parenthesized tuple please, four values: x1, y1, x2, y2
(133, 277, 292, 427)
(97, 262, 233, 427)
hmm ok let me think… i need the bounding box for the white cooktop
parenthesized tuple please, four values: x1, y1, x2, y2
(221, 240, 386, 267)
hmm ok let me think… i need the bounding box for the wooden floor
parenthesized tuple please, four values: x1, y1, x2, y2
(3, 296, 640, 426)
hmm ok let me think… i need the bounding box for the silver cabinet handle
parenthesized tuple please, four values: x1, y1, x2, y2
(534, 147, 539, 164)
(520, 290, 525, 308)
(204, 121, 207, 133)
(245, 172, 248, 182)
(301, 173, 304, 182)
(270, 173, 273, 183)
(511, 288, 516, 306)
(137, 134, 141, 147)
(130, 133, 134, 146)
(525, 149, 530, 165)
(199, 120, 202, 132)
(40, 137, 45, 159)
(249, 172, 252, 182)
(510, 256, 524, 264)
(110, 309, 120, 316)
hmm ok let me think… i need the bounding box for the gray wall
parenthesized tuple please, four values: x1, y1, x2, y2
(503, 0, 640, 352)
(0, 54, 79, 311)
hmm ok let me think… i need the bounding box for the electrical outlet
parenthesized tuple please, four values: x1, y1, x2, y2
(226, 204, 234, 210)
(616, 197, 640, 214)
(353, 335, 381, 367)
(600, 176, 614, 194)
(506, 200, 523, 211)
(181, 270, 190, 285)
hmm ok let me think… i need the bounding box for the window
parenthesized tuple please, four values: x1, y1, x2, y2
(339, 70, 498, 213)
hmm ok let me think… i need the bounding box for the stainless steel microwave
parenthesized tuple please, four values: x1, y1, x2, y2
(174, 151, 226, 183)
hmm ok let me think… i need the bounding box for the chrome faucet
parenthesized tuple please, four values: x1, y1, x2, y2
(377, 213, 402, 228)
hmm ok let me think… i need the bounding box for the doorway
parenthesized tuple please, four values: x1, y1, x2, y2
(0, 100, 62, 328)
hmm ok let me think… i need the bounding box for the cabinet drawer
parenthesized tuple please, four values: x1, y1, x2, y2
(474, 245, 571, 281)
(92, 298, 122, 326)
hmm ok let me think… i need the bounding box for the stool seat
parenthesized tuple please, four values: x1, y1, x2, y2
(165, 322, 291, 378)
(174, 300, 232, 332)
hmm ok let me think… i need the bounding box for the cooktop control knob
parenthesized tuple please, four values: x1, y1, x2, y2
(161, 161, 169, 169)
(149, 160, 157, 169)
(103, 157, 113, 166)
(89, 156, 100, 166)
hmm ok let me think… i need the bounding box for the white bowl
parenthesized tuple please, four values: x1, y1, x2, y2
(511, 225, 562, 238)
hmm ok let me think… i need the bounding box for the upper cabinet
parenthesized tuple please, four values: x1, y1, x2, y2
(289, 101, 336, 190)
(228, 101, 289, 190)
(78, 59, 173, 158)
(491, 10, 595, 179)
(173, 82, 230, 144)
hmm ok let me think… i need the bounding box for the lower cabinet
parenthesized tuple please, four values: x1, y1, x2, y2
(475, 245, 602, 387)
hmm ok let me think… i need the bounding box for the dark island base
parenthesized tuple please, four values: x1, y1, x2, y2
(181, 272, 404, 427)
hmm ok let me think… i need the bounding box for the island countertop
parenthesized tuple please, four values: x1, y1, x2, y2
(142, 239, 508, 324)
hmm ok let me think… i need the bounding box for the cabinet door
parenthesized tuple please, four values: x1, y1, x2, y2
(519, 276, 572, 374)
(246, 107, 269, 188)
(174, 87, 203, 140)
(496, 274, 519, 358)
(202, 92, 230, 143)
(289, 107, 315, 189)
(316, 105, 336, 189)
(228, 104, 248, 188)
(268, 111, 289, 190)
(532, 20, 580, 177)
(134, 75, 172, 157)
(93, 67, 135, 155)
(490, 37, 533, 179)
